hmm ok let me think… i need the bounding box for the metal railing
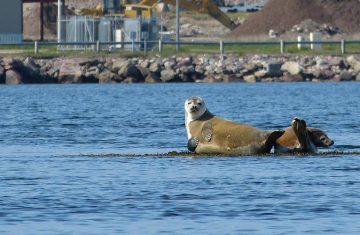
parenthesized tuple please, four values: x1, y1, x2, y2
(1, 39, 360, 54)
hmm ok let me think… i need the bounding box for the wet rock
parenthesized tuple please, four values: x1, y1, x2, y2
(223, 75, 244, 82)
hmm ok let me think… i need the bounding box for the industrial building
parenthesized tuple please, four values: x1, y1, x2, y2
(0, 0, 65, 42)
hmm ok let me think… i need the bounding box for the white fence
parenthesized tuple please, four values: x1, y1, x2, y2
(1, 39, 360, 54)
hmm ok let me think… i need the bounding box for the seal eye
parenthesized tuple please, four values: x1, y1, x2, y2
(320, 136, 326, 141)
(198, 103, 202, 106)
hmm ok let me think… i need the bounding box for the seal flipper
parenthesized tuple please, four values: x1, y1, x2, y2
(202, 123, 213, 142)
(265, 130, 285, 153)
(188, 136, 199, 152)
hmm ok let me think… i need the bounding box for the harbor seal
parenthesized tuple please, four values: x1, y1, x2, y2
(307, 127, 334, 147)
(185, 96, 284, 155)
(275, 117, 319, 154)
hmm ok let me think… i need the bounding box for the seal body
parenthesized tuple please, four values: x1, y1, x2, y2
(185, 96, 284, 155)
(275, 117, 319, 154)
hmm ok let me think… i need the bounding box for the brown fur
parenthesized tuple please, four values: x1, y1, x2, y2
(188, 110, 284, 155)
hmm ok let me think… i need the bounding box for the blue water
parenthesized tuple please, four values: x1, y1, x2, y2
(1, 82, 360, 234)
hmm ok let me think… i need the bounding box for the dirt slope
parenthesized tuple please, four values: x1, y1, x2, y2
(228, 0, 360, 37)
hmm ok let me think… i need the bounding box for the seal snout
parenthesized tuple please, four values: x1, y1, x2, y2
(190, 105, 199, 112)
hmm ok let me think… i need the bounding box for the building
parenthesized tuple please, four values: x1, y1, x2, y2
(0, 0, 65, 42)
(0, 0, 23, 42)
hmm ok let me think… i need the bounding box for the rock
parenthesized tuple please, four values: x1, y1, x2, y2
(340, 71, 353, 81)
(58, 62, 84, 84)
(140, 61, 150, 68)
(244, 75, 256, 83)
(5, 69, 30, 84)
(137, 66, 150, 78)
(223, 75, 244, 82)
(0, 64, 5, 84)
(323, 69, 334, 79)
(71, 58, 98, 67)
(145, 73, 162, 83)
(356, 74, 360, 81)
(98, 71, 122, 84)
(118, 64, 144, 82)
(281, 61, 302, 75)
(280, 74, 303, 82)
(261, 77, 274, 82)
(245, 63, 258, 72)
(254, 69, 268, 78)
(3, 58, 23, 70)
(112, 60, 130, 73)
(346, 55, 360, 71)
(265, 63, 282, 77)
(149, 62, 162, 74)
(161, 70, 180, 82)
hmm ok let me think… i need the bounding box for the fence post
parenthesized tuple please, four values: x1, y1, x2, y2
(159, 40, 162, 52)
(280, 40, 284, 54)
(34, 41, 39, 54)
(220, 40, 224, 55)
(144, 38, 147, 55)
(96, 40, 100, 53)
(132, 38, 135, 53)
(341, 40, 345, 54)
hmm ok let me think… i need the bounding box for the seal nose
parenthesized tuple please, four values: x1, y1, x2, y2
(190, 105, 198, 112)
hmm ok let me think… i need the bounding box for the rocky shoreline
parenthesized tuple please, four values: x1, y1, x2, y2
(1, 54, 360, 84)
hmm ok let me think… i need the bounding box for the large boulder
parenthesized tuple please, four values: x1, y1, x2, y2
(98, 71, 122, 84)
(281, 61, 302, 75)
(118, 64, 144, 82)
(5, 69, 30, 84)
(244, 75, 256, 83)
(160, 69, 181, 82)
(346, 55, 360, 71)
(145, 73, 162, 83)
(58, 62, 84, 83)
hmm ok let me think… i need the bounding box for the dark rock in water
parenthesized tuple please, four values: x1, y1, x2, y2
(5, 69, 30, 84)
(98, 71, 122, 84)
